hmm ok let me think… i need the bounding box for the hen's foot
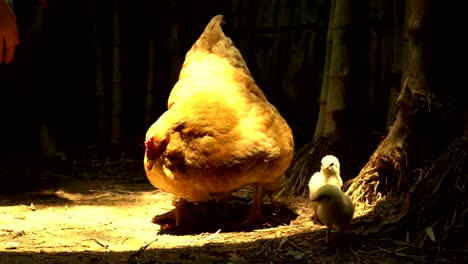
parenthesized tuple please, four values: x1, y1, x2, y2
(267, 193, 280, 211)
(233, 183, 277, 230)
(151, 210, 175, 225)
(171, 196, 179, 206)
(151, 198, 190, 229)
(233, 208, 268, 230)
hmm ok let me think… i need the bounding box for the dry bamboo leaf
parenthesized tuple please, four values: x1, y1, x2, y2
(278, 236, 288, 249)
(203, 228, 221, 241)
(424, 226, 436, 242)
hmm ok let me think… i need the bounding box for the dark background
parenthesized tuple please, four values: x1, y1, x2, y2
(0, 0, 466, 161)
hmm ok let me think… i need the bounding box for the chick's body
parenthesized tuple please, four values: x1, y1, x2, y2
(313, 184, 354, 238)
(309, 155, 343, 223)
(144, 15, 294, 228)
(308, 155, 343, 198)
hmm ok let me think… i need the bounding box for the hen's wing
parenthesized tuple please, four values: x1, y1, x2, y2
(161, 95, 284, 172)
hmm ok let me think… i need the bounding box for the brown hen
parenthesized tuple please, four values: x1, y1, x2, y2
(144, 15, 294, 229)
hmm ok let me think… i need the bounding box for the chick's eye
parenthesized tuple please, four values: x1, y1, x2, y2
(330, 163, 334, 166)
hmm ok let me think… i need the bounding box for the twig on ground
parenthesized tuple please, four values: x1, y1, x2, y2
(85, 238, 109, 249)
(207, 244, 260, 253)
(127, 238, 159, 264)
(377, 246, 426, 262)
(121, 237, 130, 244)
(254, 225, 299, 232)
(351, 247, 361, 262)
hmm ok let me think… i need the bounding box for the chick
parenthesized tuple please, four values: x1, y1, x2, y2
(308, 155, 343, 223)
(312, 184, 354, 243)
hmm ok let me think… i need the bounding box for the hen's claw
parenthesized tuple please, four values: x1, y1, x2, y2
(233, 183, 272, 229)
(151, 210, 175, 224)
(235, 209, 265, 229)
(151, 198, 189, 228)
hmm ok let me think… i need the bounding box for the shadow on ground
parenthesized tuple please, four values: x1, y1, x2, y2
(153, 200, 299, 235)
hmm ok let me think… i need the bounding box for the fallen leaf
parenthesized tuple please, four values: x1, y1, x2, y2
(5, 242, 19, 249)
(425, 226, 436, 242)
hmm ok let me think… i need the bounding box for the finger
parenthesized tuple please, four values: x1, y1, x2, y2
(4, 36, 16, 64)
(4, 42, 16, 63)
(0, 38, 4, 64)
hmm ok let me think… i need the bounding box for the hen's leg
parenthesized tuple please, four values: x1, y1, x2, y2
(151, 197, 188, 226)
(213, 192, 231, 203)
(236, 183, 266, 228)
(173, 198, 188, 226)
(171, 196, 179, 206)
(267, 191, 278, 208)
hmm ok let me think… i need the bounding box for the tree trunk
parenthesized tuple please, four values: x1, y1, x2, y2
(347, 0, 435, 204)
(88, 0, 106, 146)
(111, 0, 121, 144)
(314, 0, 335, 139)
(323, 0, 352, 138)
(145, 39, 155, 128)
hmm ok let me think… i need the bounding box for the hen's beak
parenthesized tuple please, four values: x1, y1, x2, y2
(144, 135, 170, 171)
(146, 157, 155, 171)
(144, 136, 156, 170)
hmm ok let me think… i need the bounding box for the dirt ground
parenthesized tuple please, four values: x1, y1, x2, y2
(0, 146, 446, 263)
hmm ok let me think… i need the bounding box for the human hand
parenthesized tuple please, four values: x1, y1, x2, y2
(0, 1, 20, 64)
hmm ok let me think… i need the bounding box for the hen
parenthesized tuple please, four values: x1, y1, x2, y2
(144, 15, 294, 229)
(311, 184, 354, 243)
(309, 155, 343, 224)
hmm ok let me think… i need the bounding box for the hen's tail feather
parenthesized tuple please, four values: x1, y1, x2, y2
(190, 15, 248, 71)
(186, 14, 267, 101)
(192, 15, 225, 53)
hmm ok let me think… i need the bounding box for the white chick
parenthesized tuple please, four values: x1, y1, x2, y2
(312, 184, 354, 243)
(308, 155, 343, 223)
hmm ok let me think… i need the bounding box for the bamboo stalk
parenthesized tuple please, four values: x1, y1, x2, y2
(39, 122, 56, 156)
(169, 21, 180, 88)
(88, 0, 106, 145)
(111, 0, 121, 144)
(324, 0, 352, 137)
(314, 0, 335, 139)
(145, 39, 155, 127)
(465, 107, 468, 137)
